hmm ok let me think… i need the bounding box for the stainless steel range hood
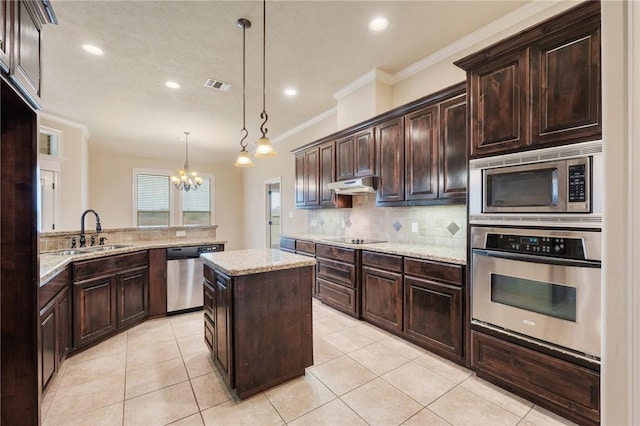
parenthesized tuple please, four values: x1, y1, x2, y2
(327, 177, 376, 194)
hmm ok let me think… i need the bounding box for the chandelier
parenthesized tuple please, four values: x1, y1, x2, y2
(234, 18, 254, 167)
(171, 132, 203, 191)
(254, 0, 277, 158)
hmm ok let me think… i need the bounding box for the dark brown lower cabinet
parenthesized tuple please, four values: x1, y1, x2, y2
(473, 331, 600, 425)
(40, 284, 71, 392)
(315, 244, 359, 317)
(214, 271, 233, 387)
(361, 251, 403, 333)
(73, 251, 148, 349)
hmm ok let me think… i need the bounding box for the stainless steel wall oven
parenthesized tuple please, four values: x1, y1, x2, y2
(471, 226, 601, 361)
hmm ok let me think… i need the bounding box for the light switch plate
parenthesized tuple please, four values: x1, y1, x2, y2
(411, 222, 418, 233)
(176, 230, 186, 237)
(288, 211, 293, 218)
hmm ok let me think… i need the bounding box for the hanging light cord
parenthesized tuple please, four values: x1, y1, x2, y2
(259, 0, 269, 138)
(184, 132, 191, 165)
(240, 20, 249, 151)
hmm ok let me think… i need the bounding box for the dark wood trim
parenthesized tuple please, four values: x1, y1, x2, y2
(147, 248, 167, 318)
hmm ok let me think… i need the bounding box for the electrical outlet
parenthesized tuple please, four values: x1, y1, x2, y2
(176, 230, 186, 237)
(411, 222, 418, 233)
(311, 220, 317, 227)
(288, 211, 293, 218)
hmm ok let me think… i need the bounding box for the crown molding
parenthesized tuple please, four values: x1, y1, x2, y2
(38, 112, 91, 140)
(271, 107, 337, 145)
(332, 69, 394, 100)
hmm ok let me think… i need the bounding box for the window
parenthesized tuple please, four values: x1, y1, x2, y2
(133, 168, 214, 227)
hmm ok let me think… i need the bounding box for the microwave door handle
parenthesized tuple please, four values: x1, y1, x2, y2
(472, 249, 601, 269)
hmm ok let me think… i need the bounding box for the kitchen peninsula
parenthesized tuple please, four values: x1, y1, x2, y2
(201, 248, 316, 399)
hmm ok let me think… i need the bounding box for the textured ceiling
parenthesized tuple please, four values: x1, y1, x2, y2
(41, 1, 528, 164)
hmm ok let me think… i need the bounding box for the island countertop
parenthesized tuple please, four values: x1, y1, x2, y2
(201, 248, 316, 276)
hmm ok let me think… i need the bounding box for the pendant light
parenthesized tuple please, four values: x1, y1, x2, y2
(234, 18, 254, 168)
(171, 132, 203, 191)
(254, 0, 277, 158)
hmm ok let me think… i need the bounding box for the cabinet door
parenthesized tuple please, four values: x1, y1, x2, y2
(73, 275, 117, 348)
(530, 21, 601, 147)
(354, 129, 375, 178)
(214, 272, 234, 387)
(319, 141, 337, 206)
(439, 93, 468, 199)
(116, 266, 148, 329)
(405, 106, 438, 201)
(56, 286, 71, 363)
(376, 116, 405, 203)
(10, 1, 43, 106)
(362, 266, 403, 333)
(294, 152, 305, 207)
(304, 147, 320, 206)
(336, 135, 354, 181)
(470, 50, 529, 158)
(0, 0, 10, 72)
(40, 302, 56, 391)
(404, 276, 462, 357)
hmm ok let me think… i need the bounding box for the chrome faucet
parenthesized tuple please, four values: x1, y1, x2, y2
(80, 209, 102, 247)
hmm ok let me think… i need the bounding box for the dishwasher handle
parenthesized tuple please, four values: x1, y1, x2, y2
(167, 246, 200, 260)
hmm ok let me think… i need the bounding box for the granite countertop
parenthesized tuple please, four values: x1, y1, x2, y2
(40, 238, 227, 284)
(201, 248, 316, 277)
(281, 234, 466, 265)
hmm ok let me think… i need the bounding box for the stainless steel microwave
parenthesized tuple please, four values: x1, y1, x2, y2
(469, 141, 603, 227)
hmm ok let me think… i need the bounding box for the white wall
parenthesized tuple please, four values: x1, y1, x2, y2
(88, 150, 245, 250)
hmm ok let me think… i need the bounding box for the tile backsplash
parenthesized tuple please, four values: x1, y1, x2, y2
(308, 194, 466, 249)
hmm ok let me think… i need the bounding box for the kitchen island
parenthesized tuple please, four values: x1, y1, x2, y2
(201, 248, 316, 399)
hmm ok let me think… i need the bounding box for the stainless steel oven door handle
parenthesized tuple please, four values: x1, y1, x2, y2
(472, 249, 601, 269)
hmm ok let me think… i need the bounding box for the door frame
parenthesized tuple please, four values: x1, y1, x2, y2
(264, 177, 282, 249)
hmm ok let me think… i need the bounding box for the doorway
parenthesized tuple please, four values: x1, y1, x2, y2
(266, 179, 281, 249)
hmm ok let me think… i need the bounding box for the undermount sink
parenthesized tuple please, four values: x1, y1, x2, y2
(46, 244, 132, 256)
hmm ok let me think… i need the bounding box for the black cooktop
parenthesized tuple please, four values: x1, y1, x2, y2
(322, 237, 387, 245)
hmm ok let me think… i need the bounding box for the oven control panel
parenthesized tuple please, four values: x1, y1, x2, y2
(486, 233, 586, 259)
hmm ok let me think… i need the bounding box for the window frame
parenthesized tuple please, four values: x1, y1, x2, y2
(132, 167, 215, 227)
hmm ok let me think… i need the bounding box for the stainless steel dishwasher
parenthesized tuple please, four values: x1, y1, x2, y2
(166, 245, 220, 314)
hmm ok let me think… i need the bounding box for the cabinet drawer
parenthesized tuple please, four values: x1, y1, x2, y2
(316, 277, 356, 314)
(73, 251, 148, 281)
(404, 258, 463, 286)
(204, 314, 214, 353)
(362, 251, 402, 273)
(316, 258, 356, 288)
(316, 244, 355, 263)
(203, 279, 214, 319)
(473, 331, 599, 424)
(280, 237, 296, 251)
(40, 266, 71, 310)
(295, 240, 316, 256)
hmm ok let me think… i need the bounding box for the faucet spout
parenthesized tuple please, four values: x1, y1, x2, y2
(80, 209, 102, 247)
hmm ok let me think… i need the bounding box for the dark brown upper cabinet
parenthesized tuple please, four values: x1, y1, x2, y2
(376, 116, 405, 204)
(0, 0, 10, 72)
(405, 105, 438, 202)
(455, 1, 601, 158)
(439, 93, 468, 200)
(336, 128, 375, 181)
(304, 147, 320, 207)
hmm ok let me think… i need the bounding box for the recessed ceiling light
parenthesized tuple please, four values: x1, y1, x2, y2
(82, 44, 104, 55)
(284, 88, 297, 97)
(165, 81, 181, 89)
(369, 17, 389, 32)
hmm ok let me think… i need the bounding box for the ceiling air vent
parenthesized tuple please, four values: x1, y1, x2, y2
(204, 78, 231, 91)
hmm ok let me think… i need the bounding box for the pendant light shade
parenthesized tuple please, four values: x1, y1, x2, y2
(171, 132, 203, 191)
(254, 0, 277, 159)
(234, 18, 254, 168)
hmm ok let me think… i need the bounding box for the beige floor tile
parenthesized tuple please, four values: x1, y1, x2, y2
(128, 317, 171, 334)
(46, 374, 125, 422)
(265, 373, 336, 422)
(312, 336, 343, 366)
(41, 387, 56, 422)
(68, 334, 128, 364)
(183, 351, 215, 378)
(59, 352, 126, 388)
(348, 342, 411, 375)
(288, 398, 367, 426)
(190, 372, 234, 411)
(126, 338, 181, 371)
(200, 394, 284, 426)
(177, 334, 209, 356)
(382, 361, 456, 405)
(379, 336, 426, 360)
(123, 381, 199, 426)
(428, 386, 521, 426)
(351, 323, 394, 342)
(413, 352, 473, 384)
(313, 316, 354, 337)
(46, 358, 69, 393)
(169, 311, 203, 325)
(125, 357, 189, 399)
(520, 406, 579, 426)
(171, 316, 205, 338)
(127, 322, 175, 346)
(308, 356, 376, 395)
(403, 408, 452, 426)
(44, 402, 123, 426)
(322, 327, 375, 353)
(168, 413, 205, 425)
(341, 377, 422, 426)
(460, 375, 533, 418)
